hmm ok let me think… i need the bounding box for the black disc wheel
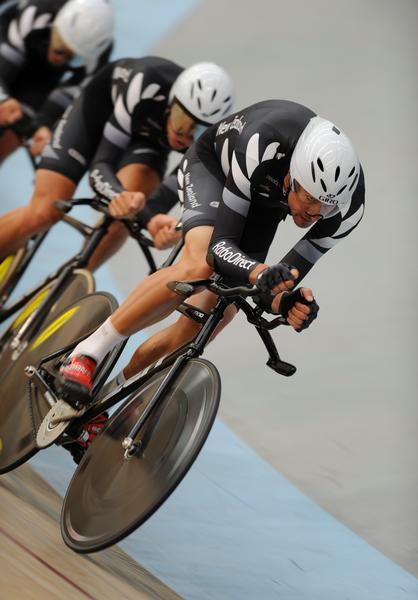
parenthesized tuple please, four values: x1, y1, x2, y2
(61, 358, 221, 553)
(0, 291, 117, 474)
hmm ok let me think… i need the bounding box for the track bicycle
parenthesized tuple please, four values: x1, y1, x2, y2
(21, 276, 297, 553)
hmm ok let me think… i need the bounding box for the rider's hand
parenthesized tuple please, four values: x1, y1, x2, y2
(0, 98, 23, 126)
(255, 262, 298, 295)
(147, 214, 181, 249)
(274, 287, 319, 332)
(30, 126, 51, 156)
(109, 191, 146, 219)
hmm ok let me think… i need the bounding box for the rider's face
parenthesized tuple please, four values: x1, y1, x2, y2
(166, 102, 197, 150)
(286, 176, 333, 228)
(47, 27, 74, 66)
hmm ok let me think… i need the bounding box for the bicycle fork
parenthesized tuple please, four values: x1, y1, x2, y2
(122, 296, 229, 459)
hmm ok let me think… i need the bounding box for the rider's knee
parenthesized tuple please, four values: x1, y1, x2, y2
(28, 192, 64, 230)
(172, 314, 201, 345)
(177, 258, 213, 281)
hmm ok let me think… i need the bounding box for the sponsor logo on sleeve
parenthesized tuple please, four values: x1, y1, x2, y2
(90, 169, 118, 200)
(51, 105, 73, 150)
(184, 172, 200, 208)
(216, 115, 246, 136)
(211, 241, 256, 270)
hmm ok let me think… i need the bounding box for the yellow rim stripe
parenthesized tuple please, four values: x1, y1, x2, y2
(31, 306, 80, 350)
(0, 256, 14, 284)
(12, 288, 51, 330)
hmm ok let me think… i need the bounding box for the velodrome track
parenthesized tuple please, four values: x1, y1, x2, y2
(0, 1, 417, 598)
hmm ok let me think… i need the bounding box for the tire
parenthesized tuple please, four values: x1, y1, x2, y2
(0, 248, 27, 304)
(61, 358, 221, 553)
(0, 291, 117, 474)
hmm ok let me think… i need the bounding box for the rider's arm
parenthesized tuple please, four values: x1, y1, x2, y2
(206, 168, 262, 284)
(280, 167, 365, 284)
(34, 46, 113, 130)
(0, 2, 56, 102)
(88, 60, 166, 201)
(0, 5, 29, 101)
(89, 155, 124, 201)
(135, 169, 179, 227)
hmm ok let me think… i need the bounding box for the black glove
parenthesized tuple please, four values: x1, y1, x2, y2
(253, 291, 275, 313)
(256, 262, 295, 294)
(280, 288, 319, 332)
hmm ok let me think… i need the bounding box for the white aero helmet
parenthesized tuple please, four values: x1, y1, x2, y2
(54, 0, 114, 62)
(169, 62, 234, 126)
(290, 116, 360, 211)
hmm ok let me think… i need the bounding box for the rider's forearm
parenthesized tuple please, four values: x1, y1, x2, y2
(0, 86, 8, 103)
(89, 162, 123, 201)
(0, 42, 23, 101)
(136, 179, 178, 227)
(35, 95, 69, 131)
(206, 237, 261, 284)
(0, 73, 11, 103)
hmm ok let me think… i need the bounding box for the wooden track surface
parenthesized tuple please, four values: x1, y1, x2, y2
(0, 465, 182, 600)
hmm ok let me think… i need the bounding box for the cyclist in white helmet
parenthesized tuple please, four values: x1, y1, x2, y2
(0, 0, 114, 165)
(0, 57, 235, 266)
(60, 100, 365, 441)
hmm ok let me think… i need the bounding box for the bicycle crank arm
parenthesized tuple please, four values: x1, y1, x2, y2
(25, 365, 58, 408)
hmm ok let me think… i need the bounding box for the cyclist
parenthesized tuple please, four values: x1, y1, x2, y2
(0, 0, 114, 164)
(59, 100, 365, 432)
(0, 57, 234, 266)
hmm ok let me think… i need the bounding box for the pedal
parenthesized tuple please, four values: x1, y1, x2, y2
(266, 358, 297, 377)
(36, 400, 87, 448)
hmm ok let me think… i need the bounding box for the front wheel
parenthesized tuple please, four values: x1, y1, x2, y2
(61, 358, 221, 553)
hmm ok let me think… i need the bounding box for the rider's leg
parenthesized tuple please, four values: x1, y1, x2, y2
(68, 226, 215, 364)
(122, 289, 238, 379)
(0, 169, 75, 258)
(0, 130, 21, 165)
(112, 226, 214, 333)
(86, 163, 161, 271)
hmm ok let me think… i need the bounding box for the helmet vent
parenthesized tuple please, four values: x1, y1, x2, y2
(320, 179, 327, 192)
(348, 166, 356, 177)
(332, 126, 341, 135)
(317, 157, 324, 172)
(335, 166, 340, 181)
(310, 161, 316, 182)
(348, 172, 359, 191)
(197, 97, 202, 110)
(190, 83, 194, 99)
(197, 79, 203, 91)
(336, 184, 347, 196)
(211, 89, 217, 101)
